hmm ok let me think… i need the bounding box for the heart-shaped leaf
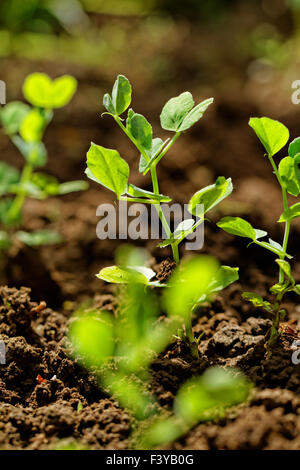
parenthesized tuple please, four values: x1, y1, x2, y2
(86, 143, 129, 198)
(23, 73, 77, 109)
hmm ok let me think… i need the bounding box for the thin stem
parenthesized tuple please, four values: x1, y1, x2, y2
(119, 196, 160, 205)
(152, 132, 181, 169)
(7, 163, 33, 225)
(268, 154, 291, 283)
(114, 115, 180, 262)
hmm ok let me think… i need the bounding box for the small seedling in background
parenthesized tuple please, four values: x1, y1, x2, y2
(0, 73, 88, 259)
(217, 117, 300, 349)
(69, 249, 251, 448)
(97, 247, 239, 358)
(85, 74, 233, 264)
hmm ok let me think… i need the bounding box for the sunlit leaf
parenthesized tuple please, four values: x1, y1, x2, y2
(249, 117, 289, 156)
(23, 73, 77, 109)
(1, 101, 30, 135)
(278, 156, 300, 197)
(160, 92, 194, 132)
(279, 203, 300, 223)
(111, 75, 132, 116)
(178, 98, 214, 132)
(188, 177, 233, 217)
(86, 143, 129, 198)
(127, 111, 153, 151)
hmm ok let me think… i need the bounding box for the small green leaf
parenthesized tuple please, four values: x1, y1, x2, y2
(293, 285, 300, 295)
(58, 181, 89, 195)
(175, 368, 251, 425)
(278, 156, 300, 197)
(86, 143, 129, 198)
(127, 184, 171, 202)
(275, 259, 295, 285)
(12, 136, 47, 167)
(217, 216, 256, 240)
(19, 109, 46, 143)
(69, 312, 115, 368)
(127, 111, 153, 151)
(254, 229, 268, 239)
(164, 256, 220, 319)
(270, 282, 289, 295)
(173, 219, 195, 239)
(249, 117, 289, 156)
(16, 230, 63, 246)
(178, 98, 214, 132)
(23, 73, 77, 109)
(103, 93, 116, 114)
(0, 162, 20, 196)
(188, 177, 233, 217)
(258, 240, 292, 259)
(279, 203, 300, 223)
(111, 75, 132, 116)
(97, 265, 159, 286)
(0, 198, 22, 227)
(1, 101, 30, 135)
(160, 92, 194, 132)
(288, 137, 300, 158)
(242, 292, 272, 311)
(208, 266, 239, 295)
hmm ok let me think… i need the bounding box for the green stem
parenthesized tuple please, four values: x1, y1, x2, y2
(114, 115, 179, 262)
(268, 154, 291, 283)
(7, 163, 33, 225)
(152, 132, 181, 168)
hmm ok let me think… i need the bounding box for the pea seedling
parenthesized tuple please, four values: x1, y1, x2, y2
(69, 249, 251, 449)
(0, 73, 88, 257)
(85, 75, 233, 264)
(217, 117, 300, 348)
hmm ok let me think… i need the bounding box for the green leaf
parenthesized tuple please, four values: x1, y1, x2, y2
(279, 203, 300, 222)
(242, 292, 272, 311)
(127, 184, 171, 202)
(270, 282, 289, 295)
(86, 143, 129, 198)
(19, 109, 46, 143)
(173, 219, 195, 239)
(217, 216, 257, 240)
(164, 256, 220, 320)
(208, 266, 239, 295)
(174, 367, 251, 425)
(103, 93, 116, 114)
(97, 265, 160, 286)
(278, 156, 300, 197)
(16, 230, 63, 246)
(127, 111, 153, 151)
(257, 240, 292, 259)
(0, 162, 20, 196)
(288, 137, 300, 158)
(188, 177, 233, 217)
(293, 285, 300, 295)
(254, 229, 268, 239)
(275, 259, 295, 285)
(12, 136, 47, 167)
(249, 117, 289, 156)
(178, 98, 214, 132)
(30, 173, 60, 196)
(160, 92, 194, 132)
(139, 138, 168, 174)
(23, 73, 77, 109)
(69, 312, 115, 368)
(111, 75, 132, 116)
(1, 101, 30, 135)
(58, 181, 89, 195)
